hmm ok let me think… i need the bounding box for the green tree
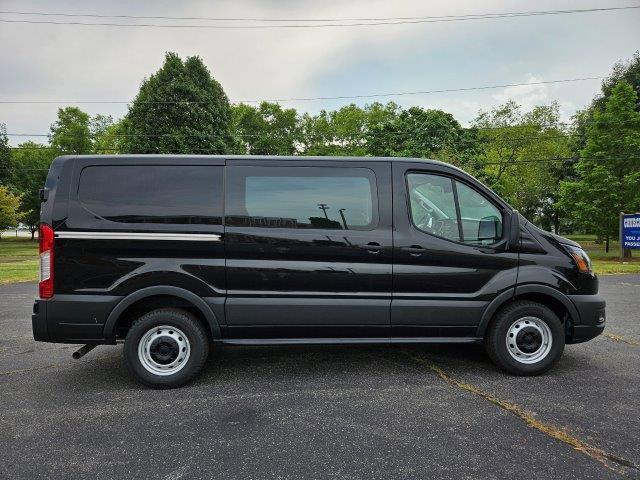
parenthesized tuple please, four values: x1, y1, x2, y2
(561, 82, 640, 252)
(0, 185, 22, 238)
(301, 105, 369, 156)
(93, 118, 128, 154)
(367, 107, 468, 160)
(122, 52, 233, 154)
(299, 111, 334, 155)
(571, 52, 640, 157)
(594, 51, 640, 113)
(473, 101, 570, 226)
(232, 102, 299, 155)
(9, 142, 55, 239)
(0, 124, 11, 185)
(300, 102, 400, 156)
(49, 107, 93, 154)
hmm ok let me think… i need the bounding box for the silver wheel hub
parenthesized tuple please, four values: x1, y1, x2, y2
(506, 316, 552, 364)
(138, 325, 190, 376)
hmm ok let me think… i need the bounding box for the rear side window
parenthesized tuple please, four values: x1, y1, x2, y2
(78, 165, 222, 225)
(226, 166, 378, 230)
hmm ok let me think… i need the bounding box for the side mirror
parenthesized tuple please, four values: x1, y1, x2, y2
(478, 216, 499, 241)
(508, 210, 520, 251)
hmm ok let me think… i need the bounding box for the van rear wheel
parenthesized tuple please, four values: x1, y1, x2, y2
(124, 308, 209, 388)
(485, 300, 564, 375)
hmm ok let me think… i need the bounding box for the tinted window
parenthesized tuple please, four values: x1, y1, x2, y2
(456, 181, 502, 244)
(407, 173, 503, 245)
(226, 166, 377, 230)
(78, 165, 222, 225)
(407, 173, 460, 241)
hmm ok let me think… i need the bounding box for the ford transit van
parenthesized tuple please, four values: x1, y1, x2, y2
(32, 156, 605, 387)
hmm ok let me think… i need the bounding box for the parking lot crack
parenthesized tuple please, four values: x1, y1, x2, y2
(603, 332, 640, 347)
(0, 345, 76, 358)
(405, 351, 640, 478)
(0, 363, 66, 376)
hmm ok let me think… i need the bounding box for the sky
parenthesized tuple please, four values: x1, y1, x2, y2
(1, 0, 639, 146)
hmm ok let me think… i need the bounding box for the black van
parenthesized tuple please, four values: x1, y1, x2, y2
(32, 155, 605, 388)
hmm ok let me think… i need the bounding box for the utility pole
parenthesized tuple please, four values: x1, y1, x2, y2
(317, 203, 329, 219)
(338, 208, 349, 230)
(620, 212, 624, 262)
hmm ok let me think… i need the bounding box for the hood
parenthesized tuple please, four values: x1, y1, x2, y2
(523, 221, 581, 248)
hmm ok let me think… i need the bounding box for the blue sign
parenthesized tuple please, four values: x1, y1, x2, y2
(622, 214, 640, 249)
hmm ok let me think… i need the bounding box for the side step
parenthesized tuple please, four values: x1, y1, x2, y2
(219, 337, 482, 346)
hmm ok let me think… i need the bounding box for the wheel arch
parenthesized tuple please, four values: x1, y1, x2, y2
(477, 284, 579, 337)
(103, 286, 221, 343)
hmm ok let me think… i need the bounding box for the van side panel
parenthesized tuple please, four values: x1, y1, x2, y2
(390, 161, 519, 337)
(223, 159, 393, 339)
(40, 156, 226, 342)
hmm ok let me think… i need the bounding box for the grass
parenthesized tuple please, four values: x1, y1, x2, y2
(0, 237, 39, 285)
(0, 233, 638, 286)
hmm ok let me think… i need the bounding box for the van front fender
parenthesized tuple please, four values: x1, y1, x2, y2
(476, 284, 579, 337)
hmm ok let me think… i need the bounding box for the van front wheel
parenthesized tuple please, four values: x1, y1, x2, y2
(124, 308, 209, 388)
(485, 300, 565, 375)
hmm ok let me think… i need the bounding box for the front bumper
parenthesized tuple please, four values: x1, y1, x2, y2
(566, 294, 606, 344)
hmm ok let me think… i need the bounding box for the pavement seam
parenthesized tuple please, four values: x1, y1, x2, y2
(603, 332, 640, 347)
(0, 363, 66, 376)
(0, 345, 76, 358)
(404, 351, 639, 478)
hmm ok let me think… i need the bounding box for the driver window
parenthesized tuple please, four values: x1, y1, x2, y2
(407, 173, 503, 245)
(456, 181, 502, 245)
(407, 173, 460, 241)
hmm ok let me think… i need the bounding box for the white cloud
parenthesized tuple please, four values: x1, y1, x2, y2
(1, 0, 638, 143)
(492, 74, 550, 111)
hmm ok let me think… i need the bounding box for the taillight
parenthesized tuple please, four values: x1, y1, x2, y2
(39, 223, 54, 299)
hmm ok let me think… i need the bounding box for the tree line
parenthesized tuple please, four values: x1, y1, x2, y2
(1, 51, 639, 248)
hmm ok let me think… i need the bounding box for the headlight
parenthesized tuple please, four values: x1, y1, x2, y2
(563, 245, 592, 274)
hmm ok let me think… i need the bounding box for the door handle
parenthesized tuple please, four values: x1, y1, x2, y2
(402, 245, 424, 257)
(363, 242, 381, 254)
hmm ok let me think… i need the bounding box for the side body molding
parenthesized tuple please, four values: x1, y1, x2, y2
(103, 286, 222, 342)
(476, 283, 581, 337)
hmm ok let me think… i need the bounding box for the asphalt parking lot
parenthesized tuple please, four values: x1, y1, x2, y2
(1, 277, 639, 480)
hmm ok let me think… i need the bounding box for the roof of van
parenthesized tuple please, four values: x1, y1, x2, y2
(49, 154, 508, 208)
(54, 154, 467, 173)
(56, 154, 447, 164)
(52, 154, 472, 183)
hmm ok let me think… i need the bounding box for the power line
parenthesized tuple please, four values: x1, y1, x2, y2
(481, 155, 640, 166)
(0, 167, 52, 171)
(4, 126, 635, 145)
(0, 6, 638, 29)
(0, 76, 605, 105)
(6, 152, 640, 167)
(1, 6, 638, 23)
(6, 132, 298, 138)
(6, 117, 640, 140)
(0, 132, 589, 142)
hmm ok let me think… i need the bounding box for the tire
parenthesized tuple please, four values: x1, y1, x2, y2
(124, 308, 209, 389)
(485, 300, 565, 376)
